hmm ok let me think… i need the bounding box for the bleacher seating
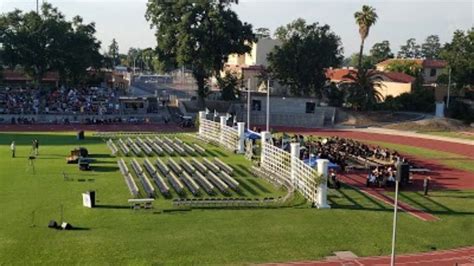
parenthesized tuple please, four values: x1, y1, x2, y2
(117, 159, 139, 197)
(172, 143, 187, 156)
(213, 158, 233, 175)
(180, 171, 200, 196)
(150, 142, 164, 156)
(154, 136, 164, 145)
(174, 137, 184, 145)
(162, 142, 175, 155)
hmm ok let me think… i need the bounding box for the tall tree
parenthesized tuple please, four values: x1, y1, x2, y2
(344, 68, 383, 110)
(398, 38, 421, 58)
(385, 60, 422, 77)
(440, 28, 474, 88)
(267, 19, 343, 96)
(354, 5, 378, 69)
(370, 40, 393, 63)
(421, 35, 441, 59)
(347, 53, 374, 69)
(108, 38, 120, 67)
(146, 0, 255, 103)
(0, 3, 102, 86)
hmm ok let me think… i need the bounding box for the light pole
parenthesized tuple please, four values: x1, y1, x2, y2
(266, 79, 270, 132)
(447, 67, 452, 109)
(390, 164, 401, 266)
(247, 78, 251, 130)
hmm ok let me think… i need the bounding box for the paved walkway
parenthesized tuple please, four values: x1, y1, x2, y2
(264, 246, 474, 265)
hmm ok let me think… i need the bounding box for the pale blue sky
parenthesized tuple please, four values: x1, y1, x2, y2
(1, 0, 473, 56)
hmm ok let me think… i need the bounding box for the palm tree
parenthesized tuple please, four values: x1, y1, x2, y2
(344, 68, 384, 110)
(354, 5, 378, 69)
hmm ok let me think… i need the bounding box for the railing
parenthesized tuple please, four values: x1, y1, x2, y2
(260, 142, 292, 188)
(199, 118, 221, 144)
(293, 158, 319, 204)
(220, 125, 239, 151)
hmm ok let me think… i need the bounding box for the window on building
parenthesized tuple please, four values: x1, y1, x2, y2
(252, 100, 261, 111)
(430, 68, 437, 77)
(305, 102, 316, 113)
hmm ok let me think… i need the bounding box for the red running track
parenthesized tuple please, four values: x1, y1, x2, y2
(267, 126, 474, 158)
(264, 246, 474, 266)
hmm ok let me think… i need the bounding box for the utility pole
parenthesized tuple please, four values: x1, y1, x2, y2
(390, 170, 400, 266)
(247, 78, 251, 130)
(447, 67, 452, 109)
(266, 79, 270, 132)
(36, 0, 39, 13)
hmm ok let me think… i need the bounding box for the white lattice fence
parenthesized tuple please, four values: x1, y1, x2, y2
(293, 158, 319, 204)
(199, 119, 220, 143)
(221, 125, 239, 151)
(261, 143, 292, 187)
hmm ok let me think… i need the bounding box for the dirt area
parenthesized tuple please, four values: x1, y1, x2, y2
(384, 117, 468, 132)
(338, 110, 422, 127)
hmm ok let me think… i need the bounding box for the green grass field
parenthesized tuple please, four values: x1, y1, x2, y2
(0, 132, 473, 265)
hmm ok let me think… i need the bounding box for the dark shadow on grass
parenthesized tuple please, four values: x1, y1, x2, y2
(236, 179, 259, 196)
(233, 167, 246, 177)
(247, 179, 271, 193)
(205, 150, 216, 157)
(335, 188, 363, 209)
(236, 164, 253, 176)
(212, 149, 228, 157)
(95, 204, 130, 209)
(90, 154, 113, 158)
(342, 184, 388, 209)
(68, 226, 91, 231)
(93, 166, 118, 172)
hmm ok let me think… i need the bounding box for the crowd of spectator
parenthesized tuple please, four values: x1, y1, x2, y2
(0, 86, 120, 115)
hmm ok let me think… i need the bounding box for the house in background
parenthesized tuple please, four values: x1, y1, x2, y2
(0, 69, 59, 87)
(375, 59, 447, 84)
(326, 68, 416, 100)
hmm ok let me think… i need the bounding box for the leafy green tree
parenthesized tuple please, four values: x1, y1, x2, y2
(354, 5, 378, 69)
(344, 68, 383, 110)
(440, 28, 474, 89)
(385, 60, 422, 77)
(146, 0, 255, 103)
(370, 40, 393, 63)
(267, 18, 343, 96)
(0, 4, 102, 86)
(108, 38, 120, 67)
(421, 35, 441, 59)
(398, 38, 421, 58)
(219, 71, 240, 101)
(348, 53, 374, 69)
(323, 82, 346, 107)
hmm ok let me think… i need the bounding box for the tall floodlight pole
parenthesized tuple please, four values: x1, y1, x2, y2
(266, 79, 270, 132)
(247, 78, 251, 130)
(447, 67, 452, 109)
(36, 0, 39, 13)
(390, 174, 400, 266)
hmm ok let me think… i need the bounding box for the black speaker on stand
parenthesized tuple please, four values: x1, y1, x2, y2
(397, 163, 410, 186)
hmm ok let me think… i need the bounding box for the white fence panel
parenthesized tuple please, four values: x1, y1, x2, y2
(260, 142, 292, 188)
(293, 158, 319, 204)
(199, 119, 220, 143)
(220, 125, 239, 151)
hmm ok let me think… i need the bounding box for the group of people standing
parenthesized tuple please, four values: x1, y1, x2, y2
(10, 139, 39, 158)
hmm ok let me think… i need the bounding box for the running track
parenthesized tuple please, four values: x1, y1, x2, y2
(267, 126, 474, 158)
(264, 246, 474, 266)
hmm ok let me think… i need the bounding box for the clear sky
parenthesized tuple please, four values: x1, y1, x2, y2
(1, 0, 473, 56)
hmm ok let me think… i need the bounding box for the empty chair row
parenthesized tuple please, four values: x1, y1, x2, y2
(117, 159, 139, 197)
(136, 137, 153, 156)
(107, 139, 118, 156)
(143, 159, 170, 196)
(117, 139, 130, 156)
(130, 159, 155, 198)
(180, 171, 200, 196)
(214, 158, 233, 175)
(126, 138, 143, 156)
